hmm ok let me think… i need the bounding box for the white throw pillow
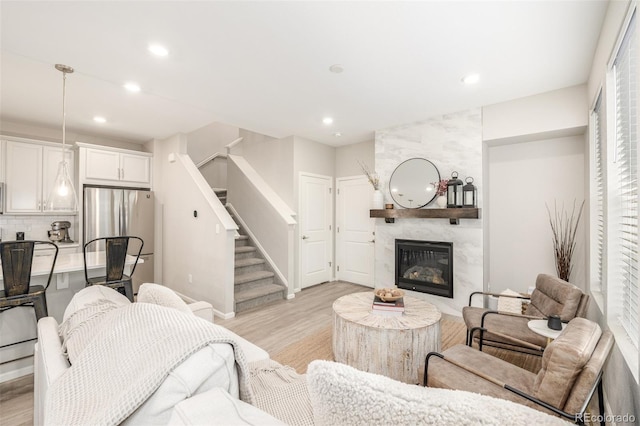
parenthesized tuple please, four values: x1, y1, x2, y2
(497, 288, 524, 314)
(63, 285, 130, 321)
(137, 283, 193, 315)
(59, 298, 122, 363)
(306, 360, 568, 426)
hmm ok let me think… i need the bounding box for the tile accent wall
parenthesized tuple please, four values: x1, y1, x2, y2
(374, 108, 483, 316)
(0, 215, 78, 243)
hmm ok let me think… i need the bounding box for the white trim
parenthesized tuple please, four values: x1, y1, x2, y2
(0, 363, 33, 384)
(196, 152, 227, 169)
(606, 2, 637, 70)
(226, 202, 290, 290)
(608, 321, 640, 383)
(1, 134, 79, 150)
(212, 309, 236, 320)
(76, 141, 151, 157)
(227, 155, 296, 225)
(225, 137, 244, 154)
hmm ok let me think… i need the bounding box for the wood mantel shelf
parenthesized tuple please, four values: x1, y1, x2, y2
(369, 207, 480, 225)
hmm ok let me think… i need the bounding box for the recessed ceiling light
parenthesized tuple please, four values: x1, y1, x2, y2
(323, 117, 334, 125)
(124, 82, 141, 92)
(93, 116, 107, 123)
(333, 132, 342, 137)
(329, 64, 344, 74)
(148, 44, 169, 57)
(461, 74, 480, 85)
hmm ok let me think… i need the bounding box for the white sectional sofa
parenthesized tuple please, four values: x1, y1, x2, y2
(33, 284, 282, 425)
(33, 284, 571, 426)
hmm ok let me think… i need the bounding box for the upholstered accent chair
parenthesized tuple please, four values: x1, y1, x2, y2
(424, 318, 614, 425)
(463, 274, 590, 355)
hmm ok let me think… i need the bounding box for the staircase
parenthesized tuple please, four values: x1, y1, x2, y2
(214, 189, 287, 313)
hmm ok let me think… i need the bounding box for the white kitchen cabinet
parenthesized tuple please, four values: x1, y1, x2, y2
(4, 140, 74, 214)
(80, 144, 151, 186)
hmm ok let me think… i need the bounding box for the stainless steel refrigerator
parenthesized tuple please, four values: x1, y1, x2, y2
(83, 185, 154, 294)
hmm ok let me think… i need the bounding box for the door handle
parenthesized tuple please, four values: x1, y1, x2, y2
(369, 239, 375, 243)
(301, 235, 309, 240)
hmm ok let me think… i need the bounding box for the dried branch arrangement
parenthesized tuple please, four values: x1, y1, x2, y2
(546, 200, 585, 282)
(358, 160, 380, 190)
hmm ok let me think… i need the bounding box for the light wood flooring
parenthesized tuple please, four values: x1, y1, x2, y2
(218, 280, 369, 354)
(0, 280, 368, 426)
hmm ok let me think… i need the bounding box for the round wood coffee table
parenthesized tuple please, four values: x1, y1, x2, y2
(332, 291, 441, 384)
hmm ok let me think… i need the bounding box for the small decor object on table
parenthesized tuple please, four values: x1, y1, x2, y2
(527, 319, 566, 344)
(547, 315, 562, 331)
(372, 288, 405, 317)
(358, 160, 383, 209)
(431, 179, 448, 208)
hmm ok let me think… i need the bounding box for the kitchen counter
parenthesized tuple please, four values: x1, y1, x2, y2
(0, 251, 142, 280)
(34, 241, 80, 251)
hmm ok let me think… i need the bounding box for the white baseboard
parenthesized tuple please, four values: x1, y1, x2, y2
(214, 309, 235, 320)
(0, 363, 33, 384)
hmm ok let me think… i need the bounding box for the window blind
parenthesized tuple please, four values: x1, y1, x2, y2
(613, 11, 638, 348)
(593, 93, 605, 292)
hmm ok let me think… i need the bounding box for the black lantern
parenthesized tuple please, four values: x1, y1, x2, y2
(446, 171, 463, 208)
(463, 177, 477, 208)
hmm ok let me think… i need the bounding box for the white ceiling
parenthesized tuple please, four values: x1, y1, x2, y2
(0, 1, 608, 147)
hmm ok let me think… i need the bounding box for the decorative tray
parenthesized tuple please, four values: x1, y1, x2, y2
(374, 288, 405, 302)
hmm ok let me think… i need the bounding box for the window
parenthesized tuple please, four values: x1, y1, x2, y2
(610, 10, 638, 349)
(591, 93, 605, 294)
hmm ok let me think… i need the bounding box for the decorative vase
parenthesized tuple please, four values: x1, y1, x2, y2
(436, 195, 447, 208)
(372, 189, 384, 209)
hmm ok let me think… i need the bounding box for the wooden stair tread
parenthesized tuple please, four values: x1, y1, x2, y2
(235, 270, 275, 284)
(235, 235, 249, 240)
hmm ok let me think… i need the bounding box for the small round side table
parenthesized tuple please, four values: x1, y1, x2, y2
(527, 319, 566, 345)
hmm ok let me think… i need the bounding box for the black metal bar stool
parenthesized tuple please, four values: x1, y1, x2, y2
(83, 236, 143, 302)
(0, 240, 59, 348)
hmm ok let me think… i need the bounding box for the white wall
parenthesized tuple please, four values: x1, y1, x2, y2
(488, 135, 586, 294)
(187, 122, 240, 189)
(154, 134, 237, 317)
(482, 84, 589, 297)
(483, 85, 588, 144)
(335, 139, 374, 178)
(234, 130, 295, 209)
(187, 121, 239, 163)
(227, 156, 296, 292)
(374, 109, 483, 316)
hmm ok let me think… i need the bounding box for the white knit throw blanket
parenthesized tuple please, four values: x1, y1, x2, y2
(45, 303, 254, 426)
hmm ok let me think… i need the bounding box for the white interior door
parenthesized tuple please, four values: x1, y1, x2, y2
(336, 176, 375, 287)
(299, 173, 333, 288)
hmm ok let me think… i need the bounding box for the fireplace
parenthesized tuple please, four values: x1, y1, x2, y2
(395, 239, 453, 298)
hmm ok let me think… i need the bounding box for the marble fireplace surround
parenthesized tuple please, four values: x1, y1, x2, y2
(374, 108, 483, 316)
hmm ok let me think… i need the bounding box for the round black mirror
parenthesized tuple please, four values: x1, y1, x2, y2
(388, 158, 441, 208)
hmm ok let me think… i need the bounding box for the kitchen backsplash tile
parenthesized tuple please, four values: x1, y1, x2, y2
(0, 215, 77, 242)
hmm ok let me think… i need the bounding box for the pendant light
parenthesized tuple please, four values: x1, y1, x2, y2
(46, 64, 78, 211)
